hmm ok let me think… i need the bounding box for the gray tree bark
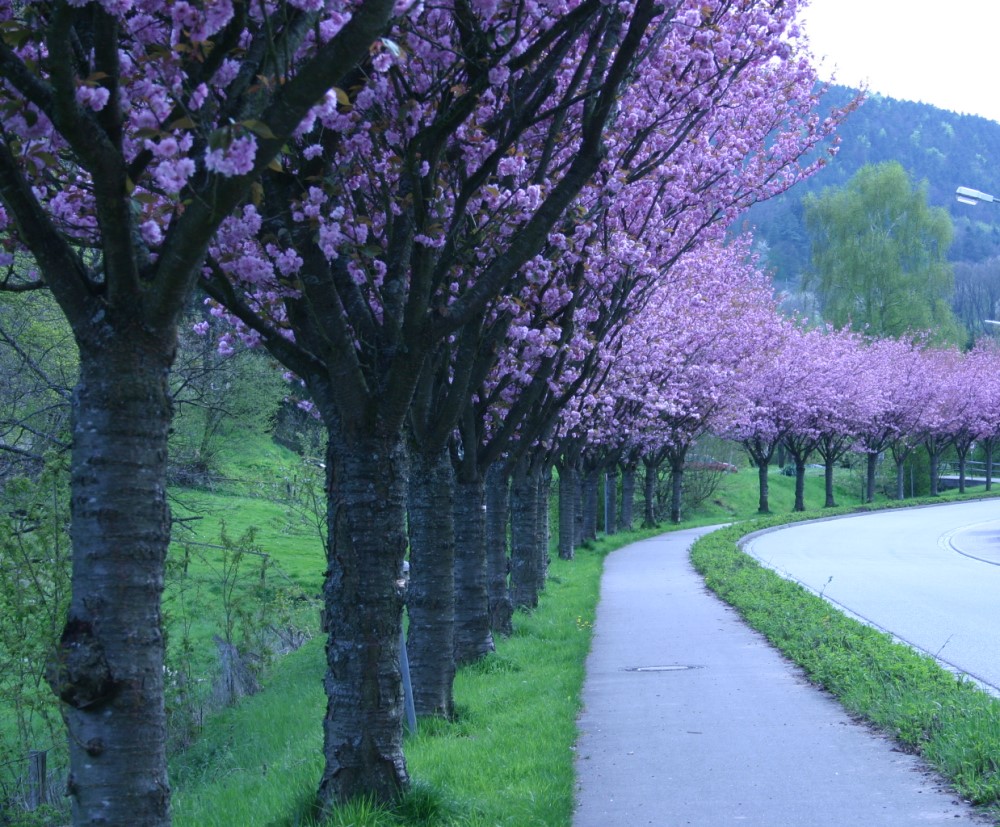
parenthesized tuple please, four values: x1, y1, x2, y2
(46, 333, 173, 827)
(605, 466, 618, 535)
(510, 459, 543, 610)
(406, 444, 456, 718)
(669, 457, 685, 524)
(573, 462, 584, 547)
(558, 462, 576, 560)
(619, 460, 637, 531)
(927, 442, 942, 497)
(485, 463, 513, 635)
(536, 466, 551, 583)
(453, 471, 494, 665)
(318, 421, 409, 805)
(642, 457, 659, 527)
(756, 459, 771, 514)
(866, 451, 878, 503)
(582, 463, 599, 540)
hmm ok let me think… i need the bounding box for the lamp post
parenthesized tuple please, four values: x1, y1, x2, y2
(956, 186, 999, 206)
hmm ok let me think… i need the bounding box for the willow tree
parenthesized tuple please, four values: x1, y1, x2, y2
(804, 161, 964, 344)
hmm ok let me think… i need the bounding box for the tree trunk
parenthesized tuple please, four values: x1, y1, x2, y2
(582, 464, 599, 541)
(406, 445, 455, 718)
(757, 459, 770, 514)
(669, 457, 685, 524)
(510, 459, 542, 610)
(642, 459, 658, 527)
(824, 459, 836, 508)
(49, 334, 173, 827)
(605, 467, 618, 535)
(318, 421, 409, 809)
(895, 457, 906, 501)
(558, 463, 576, 560)
(987, 439, 995, 492)
(573, 463, 584, 546)
(453, 472, 494, 666)
(927, 445, 940, 496)
(536, 466, 551, 584)
(485, 463, 513, 636)
(619, 462, 636, 531)
(957, 447, 968, 494)
(793, 457, 806, 512)
(865, 451, 877, 503)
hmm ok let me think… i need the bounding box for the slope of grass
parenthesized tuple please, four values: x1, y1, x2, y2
(673, 462, 873, 525)
(168, 452, 1000, 825)
(171, 525, 669, 826)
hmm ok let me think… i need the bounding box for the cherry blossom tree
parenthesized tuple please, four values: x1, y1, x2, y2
(964, 341, 1000, 491)
(202, 0, 670, 805)
(808, 329, 870, 508)
(590, 238, 779, 523)
(199, 0, 846, 805)
(717, 314, 802, 513)
(0, 2, 395, 822)
(915, 347, 965, 497)
(779, 326, 869, 510)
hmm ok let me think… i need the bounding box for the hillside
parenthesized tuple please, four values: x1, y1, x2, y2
(742, 85, 1000, 290)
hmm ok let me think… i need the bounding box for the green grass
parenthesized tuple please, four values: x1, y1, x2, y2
(169, 640, 327, 826)
(127, 453, 1000, 825)
(170, 524, 669, 827)
(671, 462, 872, 525)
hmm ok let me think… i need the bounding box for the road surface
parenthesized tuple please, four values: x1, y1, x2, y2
(743, 499, 1000, 693)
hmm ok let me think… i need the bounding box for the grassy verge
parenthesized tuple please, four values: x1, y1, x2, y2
(171, 462, 1000, 824)
(172, 524, 668, 826)
(691, 506, 1000, 815)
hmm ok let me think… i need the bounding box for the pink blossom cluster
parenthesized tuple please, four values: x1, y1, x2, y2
(0, 0, 363, 260)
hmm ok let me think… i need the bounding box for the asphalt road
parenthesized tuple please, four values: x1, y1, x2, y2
(743, 499, 1000, 693)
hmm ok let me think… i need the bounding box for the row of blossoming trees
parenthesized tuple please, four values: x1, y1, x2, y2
(0, 0, 877, 822)
(564, 245, 1000, 537)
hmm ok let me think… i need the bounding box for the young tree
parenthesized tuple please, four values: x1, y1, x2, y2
(804, 162, 964, 343)
(0, 2, 396, 823)
(0, 291, 74, 484)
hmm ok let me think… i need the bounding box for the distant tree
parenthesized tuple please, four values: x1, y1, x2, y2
(803, 162, 964, 343)
(952, 257, 1000, 342)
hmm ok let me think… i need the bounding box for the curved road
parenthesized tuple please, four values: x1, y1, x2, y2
(743, 499, 1000, 693)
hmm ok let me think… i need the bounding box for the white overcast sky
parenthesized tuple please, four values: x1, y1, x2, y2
(799, 0, 1000, 123)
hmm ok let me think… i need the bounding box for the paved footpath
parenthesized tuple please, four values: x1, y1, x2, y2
(573, 526, 993, 826)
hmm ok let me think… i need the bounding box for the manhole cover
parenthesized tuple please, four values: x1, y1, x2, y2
(624, 665, 702, 673)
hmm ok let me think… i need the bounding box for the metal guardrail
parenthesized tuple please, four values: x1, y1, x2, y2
(937, 460, 995, 483)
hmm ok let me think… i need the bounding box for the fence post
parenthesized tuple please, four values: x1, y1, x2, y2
(27, 750, 46, 810)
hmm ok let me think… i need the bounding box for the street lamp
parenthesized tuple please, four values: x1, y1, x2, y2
(956, 186, 999, 206)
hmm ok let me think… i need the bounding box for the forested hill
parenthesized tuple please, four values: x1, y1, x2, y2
(742, 84, 1000, 289)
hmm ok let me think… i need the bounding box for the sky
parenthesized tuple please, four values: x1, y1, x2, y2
(799, 0, 1000, 124)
